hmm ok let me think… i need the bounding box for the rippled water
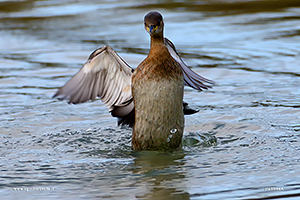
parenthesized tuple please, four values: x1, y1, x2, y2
(1, 0, 300, 199)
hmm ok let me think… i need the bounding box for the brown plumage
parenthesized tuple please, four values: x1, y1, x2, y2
(53, 11, 214, 151)
(131, 12, 184, 150)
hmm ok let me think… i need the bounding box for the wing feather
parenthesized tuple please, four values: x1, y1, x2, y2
(53, 46, 133, 116)
(164, 38, 214, 91)
(54, 40, 213, 126)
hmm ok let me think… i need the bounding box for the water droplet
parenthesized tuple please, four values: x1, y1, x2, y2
(170, 128, 177, 134)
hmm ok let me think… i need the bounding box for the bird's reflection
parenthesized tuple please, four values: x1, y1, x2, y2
(132, 151, 190, 200)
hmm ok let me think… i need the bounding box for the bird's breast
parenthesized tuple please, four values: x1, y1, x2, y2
(131, 55, 185, 150)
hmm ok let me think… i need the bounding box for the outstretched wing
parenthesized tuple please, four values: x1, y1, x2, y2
(165, 38, 214, 91)
(53, 45, 134, 116)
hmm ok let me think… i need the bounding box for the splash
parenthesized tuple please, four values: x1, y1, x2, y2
(170, 128, 177, 134)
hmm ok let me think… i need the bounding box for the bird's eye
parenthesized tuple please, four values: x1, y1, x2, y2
(156, 20, 161, 26)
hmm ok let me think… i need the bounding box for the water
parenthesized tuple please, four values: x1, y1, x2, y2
(1, 0, 300, 199)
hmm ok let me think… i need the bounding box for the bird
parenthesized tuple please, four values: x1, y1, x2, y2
(53, 11, 214, 151)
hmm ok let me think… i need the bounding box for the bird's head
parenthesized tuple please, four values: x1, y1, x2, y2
(144, 11, 164, 35)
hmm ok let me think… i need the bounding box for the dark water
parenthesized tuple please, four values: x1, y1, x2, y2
(1, 0, 300, 199)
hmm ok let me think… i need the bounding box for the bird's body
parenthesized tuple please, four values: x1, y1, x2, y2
(53, 11, 214, 151)
(132, 38, 184, 150)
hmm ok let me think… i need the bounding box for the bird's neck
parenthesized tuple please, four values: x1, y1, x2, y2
(150, 33, 164, 49)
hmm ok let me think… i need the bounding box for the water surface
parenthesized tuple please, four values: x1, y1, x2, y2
(1, 0, 300, 199)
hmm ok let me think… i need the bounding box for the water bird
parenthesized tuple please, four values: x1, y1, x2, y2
(53, 11, 214, 150)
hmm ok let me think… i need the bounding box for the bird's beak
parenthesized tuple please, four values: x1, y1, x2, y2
(148, 25, 158, 34)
